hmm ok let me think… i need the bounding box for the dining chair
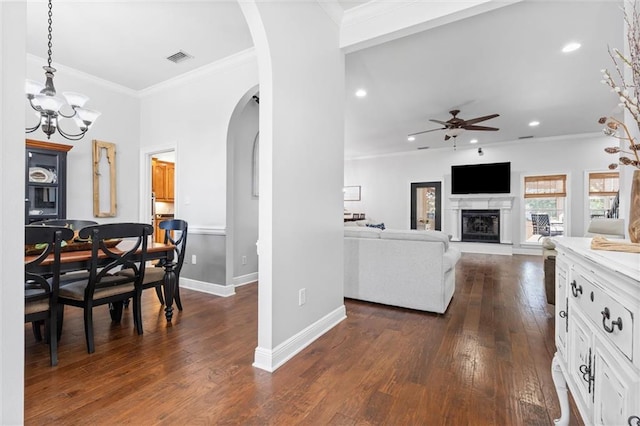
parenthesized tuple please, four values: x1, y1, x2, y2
(32, 219, 99, 286)
(25, 225, 74, 366)
(57, 223, 153, 354)
(120, 219, 188, 310)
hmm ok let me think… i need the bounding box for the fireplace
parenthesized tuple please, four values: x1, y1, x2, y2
(461, 209, 500, 243)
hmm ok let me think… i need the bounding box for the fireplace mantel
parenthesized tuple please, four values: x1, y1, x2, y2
(448, 195, 514, 244)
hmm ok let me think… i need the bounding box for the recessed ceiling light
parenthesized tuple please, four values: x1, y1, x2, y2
(407, 136, 415, 142)
(529, 120, 540, 127)
(355, 89, 367, 98)
(562, 42, 581, 53)
(469, 139, 478, 144)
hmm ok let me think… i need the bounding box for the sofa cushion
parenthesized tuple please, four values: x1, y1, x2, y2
(379, 229, 450, 250)
(344, 226, 381, 238)
(585, 218, 625, 238)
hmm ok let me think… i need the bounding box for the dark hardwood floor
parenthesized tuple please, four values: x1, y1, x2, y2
(25, 253, 582, 425)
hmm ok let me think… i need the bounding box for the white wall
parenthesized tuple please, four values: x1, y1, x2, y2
(139, 51, 258, 229)
(1, 2, 26, 423)
(26, 56, 141, 222)
(345, 134, 615, 247)
(246, 1, 346, 364)
(232, 99, 259, 280)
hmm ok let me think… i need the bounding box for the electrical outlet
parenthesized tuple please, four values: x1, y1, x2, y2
(242, 256, 247, 265)
(299, 288, 306, 306)
(191, 254, 197, 265)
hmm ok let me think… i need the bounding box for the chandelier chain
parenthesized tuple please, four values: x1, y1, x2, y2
(47, 0, 53, 68)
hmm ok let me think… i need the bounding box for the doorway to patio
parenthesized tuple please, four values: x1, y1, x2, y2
(410, 181, 442, 231)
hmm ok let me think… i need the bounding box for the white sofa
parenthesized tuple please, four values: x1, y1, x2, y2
(344, 227, 461, 313)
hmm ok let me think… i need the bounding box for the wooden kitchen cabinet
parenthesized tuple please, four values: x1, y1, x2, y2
(152, 159, 174, 201)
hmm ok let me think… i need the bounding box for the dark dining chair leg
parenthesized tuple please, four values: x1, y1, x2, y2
(154, 286, 165, 305)
(48, 314, 58, 366)
(174, 283, 182, 311)
(109, 301, 124, 323)
(56, 305, 64, 341)
(32, 321, 43, 341)
(133, 293, 143, 335)
(84, 307, 95, 354)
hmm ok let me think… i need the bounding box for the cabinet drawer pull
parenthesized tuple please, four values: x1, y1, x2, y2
(629, 415, 640, 426)
(570, 280, 583, 297)
(601, 307, 623, 333)
(579, 364, 591, 383)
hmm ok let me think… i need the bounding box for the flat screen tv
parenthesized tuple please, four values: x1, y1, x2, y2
(451, 162, 511, 194)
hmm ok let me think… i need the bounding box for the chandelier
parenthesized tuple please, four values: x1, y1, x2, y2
(25, 0, 100, 141)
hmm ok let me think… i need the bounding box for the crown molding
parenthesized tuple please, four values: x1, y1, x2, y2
(27, 53, 138, 98)
(345, 132, 606, 161)
(28, 48, 258, 100)
(341, 0, 522, 53)
(316, 0, 343, 27)
(138, 47, 257, 98)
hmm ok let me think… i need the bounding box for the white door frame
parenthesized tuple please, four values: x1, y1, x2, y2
(139, 144, 178, 224)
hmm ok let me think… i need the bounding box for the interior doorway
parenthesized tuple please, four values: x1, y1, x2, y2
(151, 151, 176, 243)
(139, 146, 177, 240)
(410, 181, 442, 231)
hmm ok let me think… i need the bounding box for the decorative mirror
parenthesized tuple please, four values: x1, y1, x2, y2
(92, 140, 117, 217)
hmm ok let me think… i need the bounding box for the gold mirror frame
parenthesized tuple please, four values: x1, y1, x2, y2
(92, 140, 117, 217)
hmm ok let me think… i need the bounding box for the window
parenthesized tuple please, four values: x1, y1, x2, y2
(588, 172, 619, 219)
(524, 174, 567, 242)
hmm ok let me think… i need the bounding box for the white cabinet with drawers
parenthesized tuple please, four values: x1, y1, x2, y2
(551, 237, 640, 426)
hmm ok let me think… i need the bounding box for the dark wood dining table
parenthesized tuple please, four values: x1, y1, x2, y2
(25, 240, 179, 322)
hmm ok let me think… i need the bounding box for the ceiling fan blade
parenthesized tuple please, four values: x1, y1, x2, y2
(462, 114, 500, 126)
(462, 125, 499, 131)
(408, 127, 446, 136)
(429, 119, 449, 126)
(444, 135, 451, 141)
(462, 126, 500, 130)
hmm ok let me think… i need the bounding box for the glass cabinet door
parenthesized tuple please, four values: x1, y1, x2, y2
(25, 140, 71, 224)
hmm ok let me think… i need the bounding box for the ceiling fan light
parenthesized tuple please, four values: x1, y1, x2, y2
(446, 128, 464, 137)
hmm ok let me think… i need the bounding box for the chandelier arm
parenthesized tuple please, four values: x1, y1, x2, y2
(26, 122, 41, 133)
(27, 98, 43, 113)
(57, 109, 78, 119)
(56, 124, 89, 141)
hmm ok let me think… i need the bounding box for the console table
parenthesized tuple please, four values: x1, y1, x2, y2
(551, 237, 639, 426)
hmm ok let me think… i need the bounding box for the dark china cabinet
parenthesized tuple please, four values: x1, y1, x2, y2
(25, 139, 72, 224)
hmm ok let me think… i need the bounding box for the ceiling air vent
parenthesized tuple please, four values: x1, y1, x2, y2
(518, 135, 534, 140)
(166, 50, 194, 64)
(417, 146, 430, 150)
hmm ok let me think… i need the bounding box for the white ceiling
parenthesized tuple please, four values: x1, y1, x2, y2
(26, 1, 624, 157)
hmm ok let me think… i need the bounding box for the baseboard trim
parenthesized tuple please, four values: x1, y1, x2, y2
(451, 241, 513, 255)
(253, 304, 347, 372)
(180, 277, 235, 297)
(233, 272, 258, 287)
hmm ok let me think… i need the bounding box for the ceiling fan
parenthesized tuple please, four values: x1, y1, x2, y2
(409, 109, 500, 141)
